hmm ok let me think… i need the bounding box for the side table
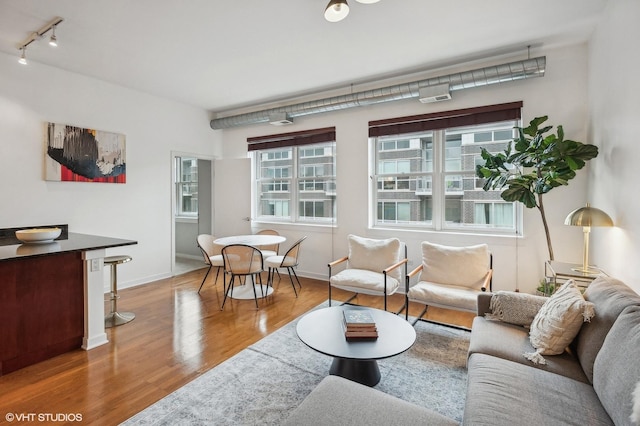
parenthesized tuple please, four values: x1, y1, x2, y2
(545, 260, 607, 293)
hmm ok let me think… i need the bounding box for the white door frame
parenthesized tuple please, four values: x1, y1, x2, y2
(170, 151, 217, 275)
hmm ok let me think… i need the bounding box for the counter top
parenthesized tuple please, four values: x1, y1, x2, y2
(0, 232, 137, 262)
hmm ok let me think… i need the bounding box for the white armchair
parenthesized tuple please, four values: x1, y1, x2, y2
(405, 242, 492, 325)
(329, 235, 408, 312)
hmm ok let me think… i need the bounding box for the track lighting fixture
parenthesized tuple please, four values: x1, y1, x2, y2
(324, 0, 379, 23)
(16, 16, 63, 65)
(49, 25, 58, 47)
(18, 47, 27, 65)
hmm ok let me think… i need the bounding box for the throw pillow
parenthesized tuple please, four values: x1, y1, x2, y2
(486, 291, 547, 327)
(347, 235, 402, 280)
(631, 381, 640, 425)
(420, 242, 490, 289)
(524, 280, 595, 365)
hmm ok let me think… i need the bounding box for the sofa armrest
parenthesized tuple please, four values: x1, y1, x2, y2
(477, 293, 494, 316)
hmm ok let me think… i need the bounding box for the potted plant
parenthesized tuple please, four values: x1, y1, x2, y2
(536, 278, 555, 296)
(476, 116, 599, 261)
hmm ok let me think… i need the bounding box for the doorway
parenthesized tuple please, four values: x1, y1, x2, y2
(171, 152, 214, 276)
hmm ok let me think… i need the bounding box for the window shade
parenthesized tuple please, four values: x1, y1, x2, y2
(247, 127, 336, 151)
(368, 101, 523, 137)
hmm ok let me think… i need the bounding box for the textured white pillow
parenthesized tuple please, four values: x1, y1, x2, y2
(524, 280, 595, 365)
(420, 242, 490, 289)
(486, 291, 547, 327)
(347, 235, 401, 280)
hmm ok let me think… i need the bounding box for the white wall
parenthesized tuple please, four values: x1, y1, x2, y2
(588, 0, 640, 292)
(0, 51, 220, 289)
(214, 44, 592, 293)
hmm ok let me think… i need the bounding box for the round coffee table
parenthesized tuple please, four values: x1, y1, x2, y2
(296, 305, 416, 386)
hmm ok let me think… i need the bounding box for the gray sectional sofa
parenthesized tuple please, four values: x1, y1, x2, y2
(465, 275, 640, 425)
(286, 275, 640, 425)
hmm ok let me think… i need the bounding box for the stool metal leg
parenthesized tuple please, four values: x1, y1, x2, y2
(105, 260, 135, 328)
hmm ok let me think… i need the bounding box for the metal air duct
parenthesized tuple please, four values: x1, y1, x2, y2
(210, 56, 545, 130)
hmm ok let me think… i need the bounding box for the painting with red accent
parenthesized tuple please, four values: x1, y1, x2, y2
(44, 122, 126, 183)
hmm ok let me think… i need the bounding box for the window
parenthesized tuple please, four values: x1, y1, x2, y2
(249, 127, 336, 224)
(175, 157, 198, 217)
(369, 102, 522, 233)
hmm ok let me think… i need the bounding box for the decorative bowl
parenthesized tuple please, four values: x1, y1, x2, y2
(15, 228, 62, 243)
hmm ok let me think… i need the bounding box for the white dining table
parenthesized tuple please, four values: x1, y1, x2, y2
(213, 234, 286, 300)
(213, 234, 286, 247)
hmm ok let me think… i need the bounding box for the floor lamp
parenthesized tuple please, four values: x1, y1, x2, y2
(564, 203, 613, 273)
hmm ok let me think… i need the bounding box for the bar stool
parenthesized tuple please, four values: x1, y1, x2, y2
(104, 255, 135, 328)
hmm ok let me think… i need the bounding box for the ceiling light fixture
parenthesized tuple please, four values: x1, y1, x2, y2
(16, 16, 63, 64)
(324, 0, 379, 23)
(49, 25, 58, 47)
(324, 0, 350, 22)
(18, 47, 27, 65)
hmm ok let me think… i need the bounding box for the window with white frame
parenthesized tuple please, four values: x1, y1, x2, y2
(369, 102, 522, 233)
(249, 127, 336, 224)
(175, 157, 198, 217)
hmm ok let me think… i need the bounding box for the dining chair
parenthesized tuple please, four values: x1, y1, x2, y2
(196, 234, 225, 294)
(404, 241, 492, 326)
(221, 244, 265, 310)
(255, 229, 280, 258)
(264, 236, 307, 297)
(328, 234, 408, 312)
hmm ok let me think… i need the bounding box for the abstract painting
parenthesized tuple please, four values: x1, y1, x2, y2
(45, 122, 126, 183)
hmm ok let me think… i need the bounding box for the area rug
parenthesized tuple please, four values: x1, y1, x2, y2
(122, 302, 470, 425)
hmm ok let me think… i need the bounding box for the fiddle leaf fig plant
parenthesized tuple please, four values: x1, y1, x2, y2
(475, 116, 599, 261)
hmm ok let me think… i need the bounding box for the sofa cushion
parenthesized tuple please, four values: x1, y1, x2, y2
(463, 353, 613, 426)
(632, 381, 640, 426)
(284, 375, 458, 426)
(468, 316, 589, 383)
(420, 242, 490, 289)
(347, 235, 402, 280)
(593, 305, 640, 426)
(573, 275, 640, 384)
(525, 280, 595, 364)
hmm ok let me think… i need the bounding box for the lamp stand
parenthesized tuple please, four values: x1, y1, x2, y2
(572, 225, 600, 274)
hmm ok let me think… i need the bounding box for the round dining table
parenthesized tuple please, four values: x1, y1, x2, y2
(213, 234, 286, 300)
(213, 234, 286, 247)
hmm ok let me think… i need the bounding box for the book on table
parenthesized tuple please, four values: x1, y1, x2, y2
(343, 309, 378, 340)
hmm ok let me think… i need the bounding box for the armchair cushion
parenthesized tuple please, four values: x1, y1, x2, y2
(420, 242, 490, 289)
(330, 268, 400, 296)
(407, 282, 479, 313)
(347, 235, 402, 280)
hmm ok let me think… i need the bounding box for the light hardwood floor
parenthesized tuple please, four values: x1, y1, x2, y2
(0, 267, 474, 425)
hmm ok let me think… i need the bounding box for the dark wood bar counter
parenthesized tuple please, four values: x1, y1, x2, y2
(0, 229, 136, 376)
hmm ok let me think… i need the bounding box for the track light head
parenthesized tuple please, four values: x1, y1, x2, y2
(18, 48, 27, 65)
(324, 0, 350, 22)
(49, 25, 58, 47)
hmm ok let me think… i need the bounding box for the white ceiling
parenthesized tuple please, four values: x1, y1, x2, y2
(0, 0, 608, 114)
